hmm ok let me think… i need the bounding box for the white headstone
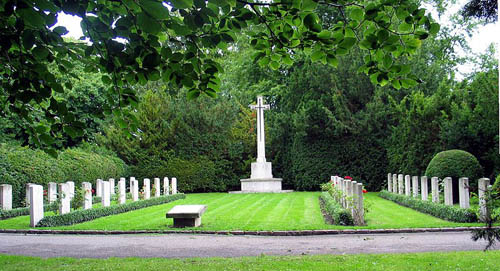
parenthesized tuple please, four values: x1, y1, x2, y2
(118, 179, 126, 204)
(25, 183, 34, 206)
(102, 181, 110, 207)
(353, 183, 364, 225)
(82, 182, 92, 210)
(0, 184, 12, 210)
(412, 176, 419, 197)
(458, 177, 470, 209)
(109, 178, 115, 195)
(96, 179, 103, 197)
(132, 179, 139, 201)
(387, 173, 392, 192)
(398, 174, 404, 194)
(163, 177, 170, 195)
(478, 178, 490, 222)
(172, 177, 177, 194)
(431, 177, 440, 203)
(66, 181, 75, 199)
(48, 182, 57, 203)
(404, 175, 411, 196)
(29, 184, 44, 227)
(58, 183, 70, 214)
(143, 178, 151, 199)
(443, 177, 453, 206)
(392, 174, 397, 193)
(421, 176, 428, 201)
(154, 178, 161, 197)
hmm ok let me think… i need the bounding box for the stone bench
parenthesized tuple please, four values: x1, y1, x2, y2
(166, 205, 207, 227)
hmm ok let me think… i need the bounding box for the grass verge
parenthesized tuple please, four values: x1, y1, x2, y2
(0, 250, 498, 271)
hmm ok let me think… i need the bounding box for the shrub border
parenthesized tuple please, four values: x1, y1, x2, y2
(36, 194, 185, 227)
(0, 202, 59, 220)
(319, 192, 354, 226)
(379, 190, 477, 223)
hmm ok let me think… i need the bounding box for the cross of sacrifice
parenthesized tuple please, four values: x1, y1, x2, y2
(249, 96, 270, 163)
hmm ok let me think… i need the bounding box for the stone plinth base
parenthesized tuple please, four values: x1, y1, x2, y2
(250, 162, 273, 179)
(230, 178, 292, 193)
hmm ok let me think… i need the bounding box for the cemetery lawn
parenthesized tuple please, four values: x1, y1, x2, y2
(0, 250, 498, 270)
(0, 192, 483, 231)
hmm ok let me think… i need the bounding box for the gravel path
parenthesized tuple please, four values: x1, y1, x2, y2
(0, 231, 497, 258)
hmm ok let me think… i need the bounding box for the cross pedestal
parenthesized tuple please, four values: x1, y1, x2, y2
(233, 96, 290, 194)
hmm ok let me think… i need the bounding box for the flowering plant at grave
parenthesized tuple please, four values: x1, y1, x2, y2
(363, 189, 367, 194)
(92, 189, 95, 195)
(345, 176, 352, 180)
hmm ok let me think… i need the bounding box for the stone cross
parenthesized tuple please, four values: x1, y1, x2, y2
(154, 178, 161, 197)
(143, 178, 151, 199)
(172, 177, 177, 194)
(443, 177, 453, 206)
(82, 182, 92, 210)
(102, 181, 110, 207)
(0, 184, 12, 210)
(431, 177, 440, 203)
(29, 184, 44, 227)
(249, 96, 270, 163)
(48, 182, 57, 203)
(421, 176, 428, 201)
(163, 177, 170, 195)
(458, 177, 470, 209)
(118, 179, 126, 204)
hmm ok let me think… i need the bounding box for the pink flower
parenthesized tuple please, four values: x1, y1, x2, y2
(362, 189, 367, 193)
(345, 176, 352, 180)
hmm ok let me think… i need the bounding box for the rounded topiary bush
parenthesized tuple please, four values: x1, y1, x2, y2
(425, 150, 483, 181)
(425, 150, 483, 201)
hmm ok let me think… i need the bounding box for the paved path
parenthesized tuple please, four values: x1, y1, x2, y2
(0, 231, 497, 258)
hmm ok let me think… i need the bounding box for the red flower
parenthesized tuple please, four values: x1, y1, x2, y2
(345, 176, 352, 180)
(362, 189, 367, 193)
(331, 183, 335, 187)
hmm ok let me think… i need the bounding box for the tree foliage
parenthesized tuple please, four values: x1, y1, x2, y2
(0, 0, 439, 153)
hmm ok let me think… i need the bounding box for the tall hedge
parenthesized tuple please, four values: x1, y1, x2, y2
(0, 144, 128, 208)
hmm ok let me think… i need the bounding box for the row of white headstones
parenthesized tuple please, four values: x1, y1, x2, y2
(329, 176, 365, 225)
(0, 177, 178, 227)
(386, 173, 492, 221)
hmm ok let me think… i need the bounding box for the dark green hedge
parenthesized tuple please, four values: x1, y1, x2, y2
(0, 202, 58, 220)
(379, 190, 477, 223)
(0, 144, 128, 208)
(319, 192, 354, 226)
(36, 194, 185, 227)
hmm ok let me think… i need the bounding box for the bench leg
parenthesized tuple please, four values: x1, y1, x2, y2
(173, 217, 201, 228)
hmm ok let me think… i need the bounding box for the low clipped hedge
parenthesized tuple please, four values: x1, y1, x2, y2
(0, 144, 128, 208)
(0, 202, 58, 220)
(379, 190, 477, 223)
(36, 193, 185, 227)
(319, 192, 354, 226)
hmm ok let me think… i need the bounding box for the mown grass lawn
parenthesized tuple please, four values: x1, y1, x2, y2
(0, 250, 498, 271)
(0, 192, 482, 230)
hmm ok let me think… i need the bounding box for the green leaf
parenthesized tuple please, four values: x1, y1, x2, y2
(186, 89, 201, 100)
(401, 78, 417, 88)
(269, 61, 280, 70)
(311, 49, 325, 62)
(18, 8, 46, 29)
(303, 13, 321, 32)
(339, 37, 356, 50)
(32, 46, 50, 60)
(383, 54, 393, 69)
(317, 30, 332, 39)
(302, 0, 318, 11)
(205, 88, 217, 98)
(140, 0, 169, 20)
(391, 79, 401, 90)
(350, 7, 364, 21)
(171, 0, 193, 9)
(53, 26, 68, 35)
(137, 12, 161, 34)
(326, 54, 338, 67)
(429, 23, 440, 35)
